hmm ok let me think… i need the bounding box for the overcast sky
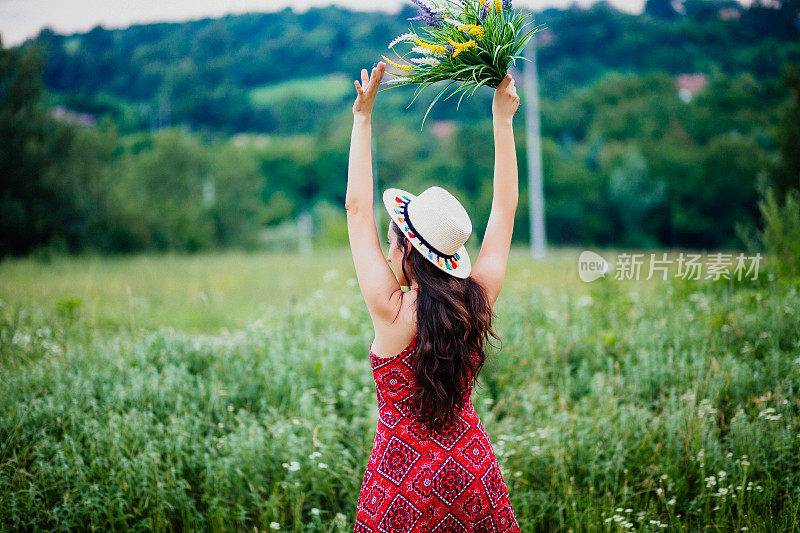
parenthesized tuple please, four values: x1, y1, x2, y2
(0, 0, 647, 47)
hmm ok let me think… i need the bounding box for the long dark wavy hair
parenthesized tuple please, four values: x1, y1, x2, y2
(390, 220, 500, 432)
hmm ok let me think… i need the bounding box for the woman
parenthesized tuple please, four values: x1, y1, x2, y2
(345, 61, 521, 532)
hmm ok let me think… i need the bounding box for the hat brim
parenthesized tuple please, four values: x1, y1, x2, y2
(382, 187, 472, 279)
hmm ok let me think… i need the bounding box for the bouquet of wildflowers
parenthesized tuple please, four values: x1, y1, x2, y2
(381, 0, 540, 125)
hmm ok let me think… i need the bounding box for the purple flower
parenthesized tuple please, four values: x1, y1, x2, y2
(503, 0, 512, 10)
(445, 44, 456, 52)
(479, 3, 488, 20)
(409, 0, 444, 27)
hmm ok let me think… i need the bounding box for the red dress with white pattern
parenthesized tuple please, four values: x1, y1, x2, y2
(355, 332, 521, 533)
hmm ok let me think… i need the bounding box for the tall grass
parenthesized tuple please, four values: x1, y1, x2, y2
(0, 249, 798, 531)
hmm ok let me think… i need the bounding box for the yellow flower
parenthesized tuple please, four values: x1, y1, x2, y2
(495, 0, 502, 12)
(447, 38, 477, 59)
(412, 37, 448, 56)
(381, 54, 413, 72)
(458, 24, 485, 39)
(448, 38, 472, 49)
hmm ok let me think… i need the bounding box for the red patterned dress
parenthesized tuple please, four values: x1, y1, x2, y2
(355, 333, 521, 533)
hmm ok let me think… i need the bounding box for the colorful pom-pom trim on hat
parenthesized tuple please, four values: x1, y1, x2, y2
(393, 195, 460, 271)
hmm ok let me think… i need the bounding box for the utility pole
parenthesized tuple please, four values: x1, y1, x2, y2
(524, 31, 546, 258)
(298, 210, 312, 255)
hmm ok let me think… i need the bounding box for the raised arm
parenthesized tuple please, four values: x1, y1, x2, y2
(345, 62, 403, 322)
(471, 73, 520, 307)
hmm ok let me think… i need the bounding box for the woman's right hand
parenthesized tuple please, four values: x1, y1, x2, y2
(492, 73, 520, 123)
(353, 62, 385, 119)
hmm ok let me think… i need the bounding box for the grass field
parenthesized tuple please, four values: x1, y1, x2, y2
(1, 247, 798, 531)
(0, 247, 590, 332)
(249, 75, 354, 107)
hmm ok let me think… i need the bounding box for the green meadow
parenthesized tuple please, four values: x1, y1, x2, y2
(249, 75, 354, 107)
(1, 247, 799, 531)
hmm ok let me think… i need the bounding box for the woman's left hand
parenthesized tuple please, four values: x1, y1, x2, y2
(353, 62, 386, 118)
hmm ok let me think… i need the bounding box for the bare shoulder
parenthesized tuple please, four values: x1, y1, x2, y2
(369, 289, 418, 359)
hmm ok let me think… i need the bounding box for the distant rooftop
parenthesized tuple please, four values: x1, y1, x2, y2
(675, 73, 708, 103)
(50, 105, 97, 127)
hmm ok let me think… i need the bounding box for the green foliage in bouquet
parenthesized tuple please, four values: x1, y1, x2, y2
(381, 0, 541, 127)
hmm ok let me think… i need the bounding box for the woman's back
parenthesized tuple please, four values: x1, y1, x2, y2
(356, 332, 520, 532)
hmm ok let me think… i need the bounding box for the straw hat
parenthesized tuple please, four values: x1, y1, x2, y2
(382, 186, 472, 279)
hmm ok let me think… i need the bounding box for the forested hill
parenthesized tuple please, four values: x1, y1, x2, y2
(14, 0, 800, 134)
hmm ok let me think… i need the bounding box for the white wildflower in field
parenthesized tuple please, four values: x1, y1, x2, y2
(282, 461, 300, 472)
(311, 508, 320, 516)
(334, 513, 346, 527)
(12, 332, 31, 346)
(318, 462, 328, 469)
(270, 522, 280, 530)
(761, 408, 782, 420)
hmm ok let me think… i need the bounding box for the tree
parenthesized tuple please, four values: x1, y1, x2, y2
(645, 0, 683, 21)
(772, 63, 800, 198)
(608, 150, 666, 248)
(0, 38, 75, 255)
